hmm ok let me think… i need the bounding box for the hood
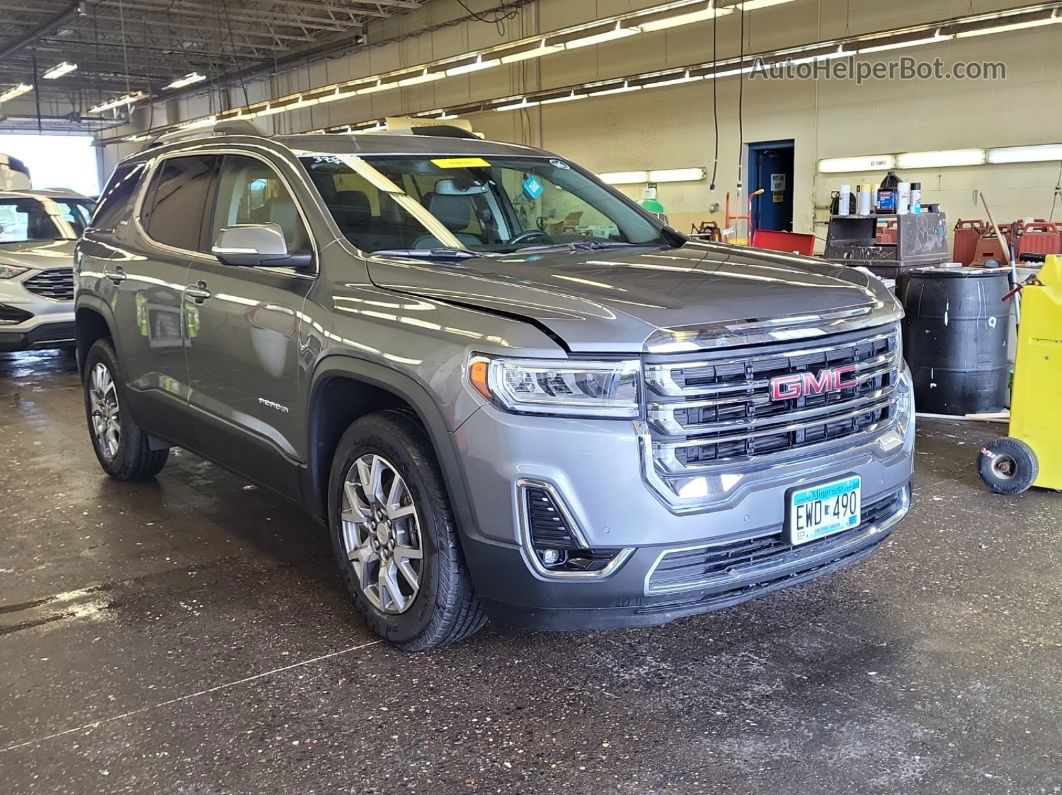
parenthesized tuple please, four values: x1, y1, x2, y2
(366, 242, 898, 353)
(0, 239, 77, 270)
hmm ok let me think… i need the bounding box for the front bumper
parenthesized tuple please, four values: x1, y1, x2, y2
(0, 277, 76, 352)
(0, 320, 77, 352)
(453, 393, 915, 630)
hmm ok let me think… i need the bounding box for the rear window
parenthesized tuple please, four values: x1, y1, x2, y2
(92, 162, 146, 231)
(141, 154, 218, 250)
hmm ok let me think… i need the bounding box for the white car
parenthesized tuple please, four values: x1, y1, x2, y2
(0, 190, 94, 353)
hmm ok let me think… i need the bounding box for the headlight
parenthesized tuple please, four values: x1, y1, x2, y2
(0, 264, 29, 279)
(469, 355, 639, 418)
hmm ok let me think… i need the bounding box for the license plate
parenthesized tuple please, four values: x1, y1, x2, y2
(787, 475, 862, 546)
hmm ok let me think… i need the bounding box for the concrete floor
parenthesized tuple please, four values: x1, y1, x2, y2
(0, 350, 1059, 795)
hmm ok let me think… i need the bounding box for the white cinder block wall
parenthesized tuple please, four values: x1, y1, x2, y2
(98, 0, 1062, 247)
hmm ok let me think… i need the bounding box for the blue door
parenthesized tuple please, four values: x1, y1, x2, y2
(749, 141, 794, 232)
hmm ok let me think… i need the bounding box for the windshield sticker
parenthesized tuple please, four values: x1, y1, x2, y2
(522, 175, 544, 201)
(431, 157, 491, 169)
(549, 159, 570, 170)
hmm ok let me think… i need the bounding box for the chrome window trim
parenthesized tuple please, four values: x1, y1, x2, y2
(131, 144, 319, 279)
(515, 478, 634, 580)
(643, 486, 910, 596)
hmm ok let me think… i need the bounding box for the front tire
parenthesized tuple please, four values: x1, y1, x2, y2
(83, 339, 169, 481)
(328, 411, 486, 650)
(978, 437, 1038, 495)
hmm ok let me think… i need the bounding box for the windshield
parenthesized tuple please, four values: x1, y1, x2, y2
(0, 197, 92, 243)
(299, 153, 667, 255)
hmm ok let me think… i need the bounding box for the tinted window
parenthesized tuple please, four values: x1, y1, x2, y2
(92, 162, 146, 230)
(142, 154, 218, 250)
(208, 155, 309, 253)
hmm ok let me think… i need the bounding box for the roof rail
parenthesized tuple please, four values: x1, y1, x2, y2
(146, 119, 265, 149)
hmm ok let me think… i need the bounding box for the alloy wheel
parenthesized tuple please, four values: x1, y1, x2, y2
(340, 453, 424, 614)
(89, 362, 121, 460)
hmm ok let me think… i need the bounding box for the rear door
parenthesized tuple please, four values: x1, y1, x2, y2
(183, 152, 314, 497)
(113, 153, 219, 444)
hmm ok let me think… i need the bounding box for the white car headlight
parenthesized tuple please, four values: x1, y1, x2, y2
(469, 355, 640, 418)
(0, 264, 29, 279)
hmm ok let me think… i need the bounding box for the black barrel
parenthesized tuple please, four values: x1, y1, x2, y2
(897, 266, 1010, 415)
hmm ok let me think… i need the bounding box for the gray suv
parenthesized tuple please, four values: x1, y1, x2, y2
(75, 126, 914, 649)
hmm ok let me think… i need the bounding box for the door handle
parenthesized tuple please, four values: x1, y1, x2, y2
(104, 265, 127, 284)
(185, 281, 212, 303)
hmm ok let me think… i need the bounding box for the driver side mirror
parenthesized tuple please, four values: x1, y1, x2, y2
(211, 224, 312, 270)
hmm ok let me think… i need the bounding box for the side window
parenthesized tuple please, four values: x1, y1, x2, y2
(141, 155, 218, 250)
(209, 155, 310, 254)
(92, 161, 146, 231)
(500, 168, 619, 241)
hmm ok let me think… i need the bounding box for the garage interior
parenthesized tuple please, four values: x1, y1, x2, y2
(1, 1, 1060, 792)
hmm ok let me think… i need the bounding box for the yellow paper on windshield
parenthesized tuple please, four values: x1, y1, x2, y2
(431, 157, 491, 169)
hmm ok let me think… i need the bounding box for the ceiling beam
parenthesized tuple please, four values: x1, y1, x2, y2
(0, 1, 85, 64)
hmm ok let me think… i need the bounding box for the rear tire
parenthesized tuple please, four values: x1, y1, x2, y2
(83, 339, 169, 481)
(328, 410, 486, 650)
(978, 437, 1037, 495)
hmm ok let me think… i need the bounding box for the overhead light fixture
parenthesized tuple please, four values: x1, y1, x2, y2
(88, 91, 148, 114)
(710, 65, 756, 78)
(316, 87, 359, 104)
(396, 69, 445, 87)
(357, 80, 398, 95)
(494, 97, 541, 112)
(0, 83, 32, 103)
(818, 154, 897, 173)
(955, 13, 1061, 37)
(736, 0, 796, 9)
(165, 72, 206, 89)
(897, 149, 986, 169)
(600, 171, 649, 185)
(589, 81, 643, 96)
(639, 4, 732, 32)
(564, 22, 641, 49)
(42, 62, 77, 80)
(857, 32, 953, 54)
(987, 144, 1062, 164)
(445, 56, 501, 77)
(645, 70, 703, 88)
(788, 47, 848, 65)
(649, 167, 706, 182)
(540, 91, 586, 105)
(498, 41, 565, 64)
(177, 115, 216, 130)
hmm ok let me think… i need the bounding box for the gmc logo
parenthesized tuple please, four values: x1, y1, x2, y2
(770, 365, 857, 401)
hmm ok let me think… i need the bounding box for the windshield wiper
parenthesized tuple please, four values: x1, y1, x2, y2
(373, 247, 485, 261)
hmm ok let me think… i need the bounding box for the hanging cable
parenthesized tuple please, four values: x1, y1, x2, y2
(709, 5, 719, 192)
(1050, 160, 1062, 222)
(736, 8, 745, 192)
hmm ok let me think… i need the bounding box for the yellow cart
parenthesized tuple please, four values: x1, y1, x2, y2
(978, 255, 1062, 494)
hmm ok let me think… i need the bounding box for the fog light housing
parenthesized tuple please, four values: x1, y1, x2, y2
(519, 480, 633, 577)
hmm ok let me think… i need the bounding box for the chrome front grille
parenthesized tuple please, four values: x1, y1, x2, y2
(642, 324, 901, 495)
(23, 268, 74, 301)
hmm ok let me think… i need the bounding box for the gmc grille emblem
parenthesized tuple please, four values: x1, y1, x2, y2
(769, 365, 858, 401)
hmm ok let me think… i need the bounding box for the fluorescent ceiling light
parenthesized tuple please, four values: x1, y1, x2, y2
(639, 5, 732, 32)
(358, 80, 398, 95)
(316, 88, 359, 104)
(540, 91, 586, 105)
(788, 48, 847, 65)
(564, 22, 641, 49)
(177, 115, 216, 130)
(88, 91, 147, 113)
(0, 83, 32, 103)
(710, 65, 755, 78)
(857, 33, 952, 54)
(897, 149, 986, 169)
(43, 61, 77, 79)
(494, 97, 541, 112)
(166, 72, 206, 89)
(397, 70, 445, 87)
(590, 81, 642, 96)
(498, 42, 565, 64)
(956, 15, 1060, 37)
(445, 56, 501, 76)
(649, 167, 706, 182)
(736, 0, 796, 9)
(645, 71, 703, 88)
(987, 144, 1062, 164)
(818, 154, 897, 173)
(600, 171, 649, 185)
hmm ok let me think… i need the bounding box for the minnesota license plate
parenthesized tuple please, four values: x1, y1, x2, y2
(787, 475, 861, 546)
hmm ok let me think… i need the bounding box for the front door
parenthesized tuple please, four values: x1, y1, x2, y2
(749, 140, 795, 233)
(113, 153, 220, 445)
(184, 153, 314, 497)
